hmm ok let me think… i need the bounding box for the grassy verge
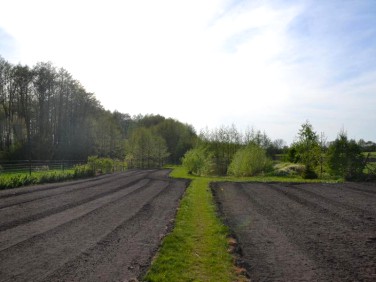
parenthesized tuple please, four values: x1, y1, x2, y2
(144, 166, 342, 281)
(170, 165, 342, 183)
(144, 171, 237, 281)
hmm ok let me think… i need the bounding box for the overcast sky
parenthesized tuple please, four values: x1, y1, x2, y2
(0, 0, 375, 144)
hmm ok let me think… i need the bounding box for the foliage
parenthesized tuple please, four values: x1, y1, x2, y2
(87, 156, 126, 174)
(289, 121, 320, 179)
(169, 165, 341, 183)
(153, 118, 197, 164)
(0, 170, 77, 190)
(301, 166, 318, 179)
(227, 143, 272, 177)
(197, 125, 282, 175)
(358, 139, 376, 152)
(0, 57, 196, 162)
(327, 132, 365, 180)
(181, 146, 214, 176)
(125, 128, 169, 168)
(0, 57, 128, 160)
(272, 162, 306, 177)
(73, 164, 95, 178)
(0, 156, 127, 189)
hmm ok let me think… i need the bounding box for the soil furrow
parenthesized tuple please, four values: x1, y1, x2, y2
(266, 183, 375, 228)
(42, 179, 188, 282)
(238, 183, 375, 280)
(294, 183, 376, 212)
(0, 174, 172, 281)
(0, 174, 149, 232)
(0, 171, 141, 208)
(0, 173, 117, 199)
(212, 182, 321, 281)
(213, 182, 376, 281)
(334, 182, 376, 195)
(0, 178, 152, 252)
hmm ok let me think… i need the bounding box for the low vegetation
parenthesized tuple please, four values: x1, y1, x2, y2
(0, 169, 77, 189)
(181, 122, 374, 182)
(0, 156, 126, 190)
(227, 143, 272, 177)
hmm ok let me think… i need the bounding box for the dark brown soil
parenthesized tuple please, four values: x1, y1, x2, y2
(0, 169, 189, 282)
(212, 182, 376, 282)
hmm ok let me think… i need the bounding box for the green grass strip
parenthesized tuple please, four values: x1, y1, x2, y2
(144, 173, 235, 281)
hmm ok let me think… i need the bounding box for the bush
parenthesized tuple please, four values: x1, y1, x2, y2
(0, 171, 72, 190)
(227, 144, 272, 177)
(182, 147, 214, 176)
(87, 156, 117, 174)
(74, 164, 95, 178)
(302, 165, 318, 179)
(327, 133, 365, 180)
(273, 162, 305, 176)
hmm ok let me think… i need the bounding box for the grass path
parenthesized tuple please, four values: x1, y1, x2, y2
(143, 170, 237, 281)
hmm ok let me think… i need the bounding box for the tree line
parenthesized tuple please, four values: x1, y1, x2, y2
(0, 56, 196, 165)
(1, 55, 375, 177)
(182, 122, 376, 180)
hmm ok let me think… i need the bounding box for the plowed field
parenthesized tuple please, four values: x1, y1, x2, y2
(212, 182, 376, 282)
(0, 169, 189, 282)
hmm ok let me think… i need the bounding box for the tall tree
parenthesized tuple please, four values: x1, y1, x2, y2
(32, 62, 56, 159)
(12, 64, 34, 159)
(327, 131, 365, 180)
(290, 121, 320, 178)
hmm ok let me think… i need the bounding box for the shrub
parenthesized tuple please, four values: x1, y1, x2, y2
(273, 163, 305, 176)
(74, 164, 95, 178)
(327, 133, 365, 180)
(182, 147, 214, 176)
(227, 144, 272, 177)
(114, 160, 127, 172)
(87, 156, 115, 174)
(302, 165, 318, 179)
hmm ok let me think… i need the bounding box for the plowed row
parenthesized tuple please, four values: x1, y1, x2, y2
(0, 169, 189, 282)
(212, 182, 376, 281)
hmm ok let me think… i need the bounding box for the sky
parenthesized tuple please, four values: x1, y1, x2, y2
(0, 0, 375, 144)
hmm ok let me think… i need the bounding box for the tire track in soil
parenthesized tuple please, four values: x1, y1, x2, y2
(0, 172, 150, 232)
(212, 182, 376, 282)
(0, 170, 189, 282)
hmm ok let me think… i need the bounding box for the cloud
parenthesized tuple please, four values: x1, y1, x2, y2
(0, 28, 18, 61)
(0, 0, 375, 143)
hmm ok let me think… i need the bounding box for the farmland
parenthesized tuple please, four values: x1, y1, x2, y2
(212, 181, 376, 281)
(0, 169, 189, 281)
